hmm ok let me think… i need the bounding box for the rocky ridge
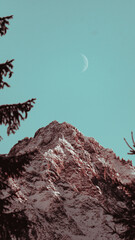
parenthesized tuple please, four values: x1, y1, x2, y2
(7, 121, 135, 239)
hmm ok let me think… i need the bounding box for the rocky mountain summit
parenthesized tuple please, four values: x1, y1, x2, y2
(7, 121, 135, 239)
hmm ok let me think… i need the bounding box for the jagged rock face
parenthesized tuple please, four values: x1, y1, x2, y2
(8, 121, 135, 240)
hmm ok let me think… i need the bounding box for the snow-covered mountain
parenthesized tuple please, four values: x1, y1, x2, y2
(8, 121, 135, 239)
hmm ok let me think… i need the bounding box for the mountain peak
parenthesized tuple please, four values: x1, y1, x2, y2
(9, 120, 97, 156)
(7, 121, 135, 239)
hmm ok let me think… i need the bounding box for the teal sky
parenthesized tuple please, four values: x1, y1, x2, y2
(1, 0, 135, 165)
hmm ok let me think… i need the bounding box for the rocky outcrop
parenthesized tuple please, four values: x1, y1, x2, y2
(8, 121, 135, 239)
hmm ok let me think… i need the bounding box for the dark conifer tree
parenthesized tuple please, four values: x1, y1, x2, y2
(0, 15, 36, 239)
(111, 188, 135, 240)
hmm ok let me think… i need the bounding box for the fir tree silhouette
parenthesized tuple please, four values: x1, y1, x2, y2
(0, 15, 36, 239)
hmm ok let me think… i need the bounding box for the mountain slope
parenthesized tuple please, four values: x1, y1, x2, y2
(7, 121, 135, 239)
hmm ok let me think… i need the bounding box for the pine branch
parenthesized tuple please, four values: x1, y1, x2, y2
(0, 15, 13, 36)
(0, 210, 31, 240)
(0, 153, 30, 178)
(0, 150, 35, 239)
(0, 98, 36, 135)
(0, 59, 14, 89)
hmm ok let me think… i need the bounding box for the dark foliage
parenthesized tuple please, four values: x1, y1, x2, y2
(0, 15, 36, 239)
(0, 152, 34, 240)
(93, 165, 135, 240)
(103, 185, 135, 240)
(0, 210, 31, 240)
(0, 98, 36, 136)
(0, 15, 13, 36)
(0, 153, 31, 178)
(113, 195, 135, 240)
(0, 59, 14, 89)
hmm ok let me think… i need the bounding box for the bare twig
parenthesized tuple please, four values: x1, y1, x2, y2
(124, 132, 135, 154)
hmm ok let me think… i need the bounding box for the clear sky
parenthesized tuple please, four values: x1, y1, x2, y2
(1, 0, 135, 165)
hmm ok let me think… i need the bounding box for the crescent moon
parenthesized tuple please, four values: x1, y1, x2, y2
(81, 54, 88, 72)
